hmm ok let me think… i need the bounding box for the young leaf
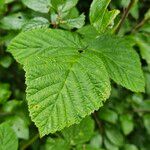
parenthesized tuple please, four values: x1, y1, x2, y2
(105, 126, 124, 147)
(119, 114, 134, 135)
(60, 13, 85, 29)
(0, 122, 18, 150)
(98, 108, 118, 124)
(58, 0, 79, 13)
(6, 116, 29, 140)
(90, 0, 119, 33)
(143, 114, 150, 134)
(8, 29, 111, 136)
(22, 17, 49, 31)
(104, 137, 119, 150)
(62, 117, 95, 145)
(22, 0, 51, 13)
(133, 33, 150, 64)
(51, 0, 79, 13)
(0, 83, 11, 104)
(0, 12, 29, 30)
(123, 144, 138, 150)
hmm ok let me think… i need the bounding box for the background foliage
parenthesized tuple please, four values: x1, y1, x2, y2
(0, 0, 150, 150)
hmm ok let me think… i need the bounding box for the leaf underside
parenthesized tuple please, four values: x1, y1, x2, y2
(8, 29, 144, 136)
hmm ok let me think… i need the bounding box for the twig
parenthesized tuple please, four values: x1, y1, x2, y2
(131, 18, 149, 33)
(115, 0, 136, 34)
(133, 109, 150, 113)
(93, 111, 103, 134)
(21, 133, 39, 150)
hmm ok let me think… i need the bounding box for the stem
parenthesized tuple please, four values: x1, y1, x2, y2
(115, 0, 136, 34)
(131, 18, 149, 33)
(134, 109, 150, 113)
(93, 112, 103, 134)
(21, 134, 39, 150)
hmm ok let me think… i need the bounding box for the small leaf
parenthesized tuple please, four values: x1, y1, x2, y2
(133, 33, 150, 64)
(51, 0, 79, 13)
(22, 0, 51, 13)
(58, 0, 79, 13)
(6, 116, 29, 140)
(0, 83, 11, 104)
(144, 9, 150, 21)
(104, 137, 119, 150)
(90, 133, 103, 149)
(90, 0, 119, 33)
(105, 126, 124, 147)
(0, 55, 13, 68)
(62, 117, 95, 145)
(119, 114, 134, 135)
(61, 14, 85, 29)
(22, 17, 49, 31)
(0, 12, 28, 30)
(98, 108, 118, 124)
(143, 114, 150, 134)
(0, 122, 18, 150)
(123, 144, 138, 150)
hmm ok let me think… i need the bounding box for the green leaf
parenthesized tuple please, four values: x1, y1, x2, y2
(98, 108, 118, 124)
(133, 33, 150, 64)
(89, 35, 145, 92)
(22, 0, 51, 13)
(62, 117, 95, 145)
(0, 83, 11, 104)
(60, 14, 85, 29)
(143, 114, 150, 134)
(0, 122, 18, 150)
(104, 137, 119, 150)
(76, 144, 103, 150)
(0, 0, 7, 17)
(45, 138, 70, 150)
(58, 0, 78, 13)
(0, 55, 13, 68)
(105, 126, 124, 147)
(2, 100, 31, 125)
(8, 29, 144, 136)
(22, 17, 49, 31)
(77, 25, 99, 43)
(0, 12, 29, 30)
(90, 133, 103, 148)
(144, 9, 150, 21)
(6, 116, 29, 140)
(119, 114, 134, 135)
(8, 29, 111, 136)
(90, 0, 119, 33)
(52, 0, 78, 13)
(123, 144, 138, 150)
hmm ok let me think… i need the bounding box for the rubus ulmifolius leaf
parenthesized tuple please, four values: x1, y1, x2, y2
(8, 28, 145, 137)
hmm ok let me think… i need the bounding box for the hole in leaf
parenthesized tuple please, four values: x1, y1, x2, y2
(78, 50, 83, 53)
(18, 16, 22, 19)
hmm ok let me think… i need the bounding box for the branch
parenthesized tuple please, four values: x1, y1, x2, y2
(21, 133, 39, 150)
(93, 111, 103, 134)
(115, 0, 136, 34)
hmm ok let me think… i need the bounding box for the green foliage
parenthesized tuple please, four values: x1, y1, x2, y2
(0, 122, 18, 150)
(0, 0, 150, 149)
(90, 0, 119, 33)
